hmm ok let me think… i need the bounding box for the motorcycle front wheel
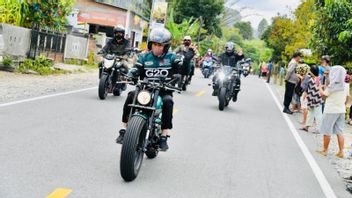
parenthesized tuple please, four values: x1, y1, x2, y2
(120, 116, 146, 182)
(218, 87, 227, 111)
(98, 74, 109, 100)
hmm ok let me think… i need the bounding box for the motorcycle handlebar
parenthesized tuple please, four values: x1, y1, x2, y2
(128, 78, 182, 92)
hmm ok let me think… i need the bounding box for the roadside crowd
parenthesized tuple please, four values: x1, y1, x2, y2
(281, 52, 351, 159)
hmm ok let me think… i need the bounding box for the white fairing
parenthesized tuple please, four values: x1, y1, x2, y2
(104, 59, 114, 68)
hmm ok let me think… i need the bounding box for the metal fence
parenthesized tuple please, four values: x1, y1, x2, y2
(28, 28, 66, 60)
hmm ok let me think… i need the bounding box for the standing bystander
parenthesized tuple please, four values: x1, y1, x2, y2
(283, 52, 302, 114)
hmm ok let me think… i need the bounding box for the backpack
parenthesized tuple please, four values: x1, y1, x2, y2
(295, 78, 304, 96)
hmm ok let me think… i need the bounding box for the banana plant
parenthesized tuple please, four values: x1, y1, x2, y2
(0, 0, 23, 26)
(166, 10, 206, 48)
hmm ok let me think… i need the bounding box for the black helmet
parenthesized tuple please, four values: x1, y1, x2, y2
(113, 27, 125, 38)
(321, 55, 331, 63)
(310, 65, 319, 77)
(147, 27, 172, 53)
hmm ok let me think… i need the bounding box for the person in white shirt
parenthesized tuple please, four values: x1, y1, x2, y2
(317, 66, 350, 158)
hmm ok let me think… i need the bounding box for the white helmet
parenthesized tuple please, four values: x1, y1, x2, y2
(225, 42, 234, 51)
(184, 35, 192, 41)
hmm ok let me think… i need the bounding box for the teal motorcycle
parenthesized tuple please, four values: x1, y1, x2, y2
(120, 76, 181, 182)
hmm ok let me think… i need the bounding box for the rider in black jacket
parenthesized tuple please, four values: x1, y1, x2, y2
(213, 42, 244, 102)
(98, 27, 131, 77)
(101, 27, 130, 55)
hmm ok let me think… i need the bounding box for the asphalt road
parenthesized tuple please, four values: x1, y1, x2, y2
(0, 70, 350, 198)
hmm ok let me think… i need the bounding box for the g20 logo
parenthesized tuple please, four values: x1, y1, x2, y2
(145, 69, 169, 77)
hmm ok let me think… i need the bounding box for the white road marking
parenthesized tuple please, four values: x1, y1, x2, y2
(0, 87, 97, 108)
(265, 83, 337, 198)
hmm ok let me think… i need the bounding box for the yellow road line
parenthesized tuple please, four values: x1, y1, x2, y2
(195, 91, 205, 97)
(46, 188, 72, 198)
(173, 108, 179, 115)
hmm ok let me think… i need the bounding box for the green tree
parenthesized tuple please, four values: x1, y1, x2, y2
(174, 0, 224, 37)
(222, 26, 244, 46)
(234, 21, 253, 40)
(0, 0, 29, 26)
(257, 18, 268, 38)
(284, 0, 316, 60)
(261, 15, 294, 62)
(311, 0, 352, 65)
(22, 0, 75, 32)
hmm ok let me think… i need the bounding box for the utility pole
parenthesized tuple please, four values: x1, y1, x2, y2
(197, 16, 203, 46)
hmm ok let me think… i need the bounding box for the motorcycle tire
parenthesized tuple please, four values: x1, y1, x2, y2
(182, 83, 187, 91)
(145, 146, 158, 159)
(204, 70, 209, 78)
(98, 74, 109, 100)
(218, 87, 226, 111)
(120, 116, 146, 182)
(113, 87, 121, 96)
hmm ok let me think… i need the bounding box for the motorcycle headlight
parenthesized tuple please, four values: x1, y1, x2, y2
(218, 72, 226, 81)
(103, 59, 114, 68)
(137, 91, 151, 105)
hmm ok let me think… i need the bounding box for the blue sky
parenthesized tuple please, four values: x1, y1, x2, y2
(229, 0, 301, 29)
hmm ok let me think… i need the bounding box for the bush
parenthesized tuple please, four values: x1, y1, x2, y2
(18, 55, 65, 75)
(64, 58, 85, 65)
(87, 51, 98, 67)
(2, 56, 13, 68)
(65, 53, 98, 68)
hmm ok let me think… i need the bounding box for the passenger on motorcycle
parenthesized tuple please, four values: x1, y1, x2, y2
(212, 42, 244, 102)
(174, 36, 199, 84)
(116, 27, 182, 151)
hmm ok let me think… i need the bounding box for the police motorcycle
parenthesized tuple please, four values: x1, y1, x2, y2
(241, 58, 252, 77)
(120, 75, 182, 182)
(215, 64, 241, 111)
(97, 49, 140, 100)
(201, 57, 215, 78)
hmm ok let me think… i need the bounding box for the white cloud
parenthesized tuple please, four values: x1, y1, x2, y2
(231, 0, 301, 29)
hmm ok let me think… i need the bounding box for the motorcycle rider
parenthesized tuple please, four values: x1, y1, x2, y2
(212, 42, 244, 102)
(200, 49, 218, 64)
(116, 27, 182, 151)
(98, 27, 131, 78)
(200, 49, 218, 74)
(174, 36, 199, 85)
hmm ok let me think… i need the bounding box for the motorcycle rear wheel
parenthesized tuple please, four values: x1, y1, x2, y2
(120, 116, 146, 182)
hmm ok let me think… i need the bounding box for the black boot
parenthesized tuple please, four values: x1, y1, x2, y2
(116, 129, 126, 144)
(283, 107, 293, 114)
(232, 91, 239, 102)
(212, 88, 218, 96)
(159, 136, 169, 151)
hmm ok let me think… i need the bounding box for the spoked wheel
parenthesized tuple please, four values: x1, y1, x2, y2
(98, 74, 109, 100)
(120, 116, 147, 182)
(218, 87, 226, 111)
